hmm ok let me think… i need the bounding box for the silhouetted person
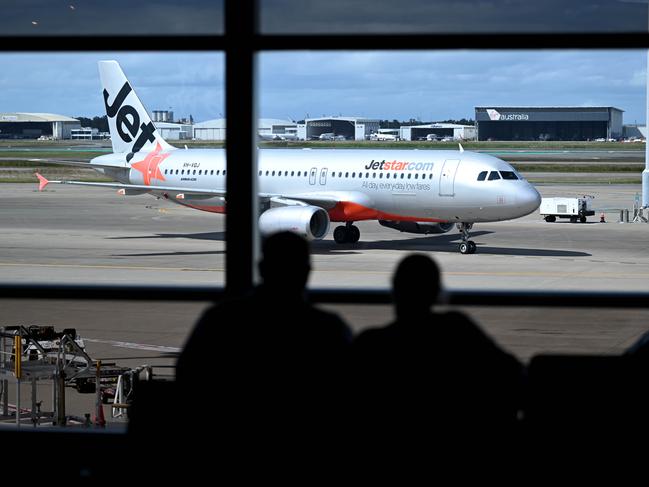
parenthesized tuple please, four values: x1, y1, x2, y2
(173, 231, 352, 477)
(351, 254, 523, 446)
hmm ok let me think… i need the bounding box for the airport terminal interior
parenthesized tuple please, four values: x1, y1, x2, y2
(2, 0, 649, 479)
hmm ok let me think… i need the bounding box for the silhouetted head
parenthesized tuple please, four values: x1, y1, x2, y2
(259, 231, 311, 295)
(392, 254, 441, 318)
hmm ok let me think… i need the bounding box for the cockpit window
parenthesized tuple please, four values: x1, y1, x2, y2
(477, 171, 487, 181)
(488, 171, 501, 180)
(500, 171, 519, 180)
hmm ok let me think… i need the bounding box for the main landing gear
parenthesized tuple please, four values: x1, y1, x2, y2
(457, 222, 476, 255)
(333, 222, 361, 244)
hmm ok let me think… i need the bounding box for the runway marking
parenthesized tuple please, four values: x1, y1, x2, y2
(0, 262, 223, 272)
(84, 338, 181, 353)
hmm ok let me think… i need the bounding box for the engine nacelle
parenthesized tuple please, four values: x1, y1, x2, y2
(259, 206, 330, 241)
(379, 220, 454, 235)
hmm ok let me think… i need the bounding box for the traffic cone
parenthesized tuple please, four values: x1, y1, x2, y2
(600, 212, 606, 223)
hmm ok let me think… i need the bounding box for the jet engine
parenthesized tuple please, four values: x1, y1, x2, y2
(259, 206, 330, 241)
(378, 220, 454, 235)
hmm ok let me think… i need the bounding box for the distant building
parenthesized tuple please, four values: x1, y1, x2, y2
(152, 110, 174, 123)
(155, 121, 193, 140)
(71, 127, 98, 140)
(0, 113, 80, 140)
(623, 124, 647, 140)
(258, 119, 298, 140)
(475, 106, 624, 141)
(399, 123, 476, 141)
(296, 116, 380, 141)
(192, 118, 298, 141)
(193, 118, 226, 141)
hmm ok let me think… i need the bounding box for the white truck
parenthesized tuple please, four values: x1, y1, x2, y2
(540, 196, 595, 223)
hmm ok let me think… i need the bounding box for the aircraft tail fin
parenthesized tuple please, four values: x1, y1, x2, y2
(98, 60, 174, 162)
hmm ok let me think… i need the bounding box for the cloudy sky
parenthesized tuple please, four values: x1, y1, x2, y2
(1, 50, 647, 125)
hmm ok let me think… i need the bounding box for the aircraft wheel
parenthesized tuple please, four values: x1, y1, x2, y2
(459, 241, 476, 255)
(349, 225, 361, 243)
(333, 226, 348, 244)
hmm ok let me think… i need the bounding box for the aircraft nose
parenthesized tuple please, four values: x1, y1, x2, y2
(518, 184, 542, 216)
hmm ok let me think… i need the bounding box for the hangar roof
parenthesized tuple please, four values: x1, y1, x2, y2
(305, 116, 379, 123)
(193, 118, 226, 129)
(259, 118, 296, 127)
(475, 106, 624, 112)
(0, 113, 79, 123)
(405, 123, 474, 129)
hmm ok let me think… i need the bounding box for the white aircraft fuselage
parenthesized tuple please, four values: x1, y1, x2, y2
(93, 148, 540, 224)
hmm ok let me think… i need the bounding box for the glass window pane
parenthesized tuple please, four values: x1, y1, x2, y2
(0, 52, 225, 286)
(261, 0, 647, 34)
(259, 50, 646, 292)
(1, 0, 223, 35)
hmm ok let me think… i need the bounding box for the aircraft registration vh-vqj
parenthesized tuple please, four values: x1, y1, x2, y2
(35, 61, 541, 254)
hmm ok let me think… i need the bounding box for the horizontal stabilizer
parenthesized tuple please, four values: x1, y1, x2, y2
(35, 172, 49, 191)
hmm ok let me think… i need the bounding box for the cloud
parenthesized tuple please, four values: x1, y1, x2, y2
(0, 50, 646, 124)
(259, 51, 647, 122)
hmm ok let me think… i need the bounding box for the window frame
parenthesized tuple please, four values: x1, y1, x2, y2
(1, 1, 648, 302)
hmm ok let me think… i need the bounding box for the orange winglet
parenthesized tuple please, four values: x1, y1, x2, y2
(35, 173, 49, 191)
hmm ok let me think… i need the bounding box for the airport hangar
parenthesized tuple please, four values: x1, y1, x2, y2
(296, 116, 380, 140)
(475, 106, 624, 141)
(399, 123, 476, 141)
(0, 113, 80, 140)
(193, 118, 297, 141)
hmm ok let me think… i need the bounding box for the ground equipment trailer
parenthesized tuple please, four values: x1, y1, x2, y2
(540, 196, 595, 223)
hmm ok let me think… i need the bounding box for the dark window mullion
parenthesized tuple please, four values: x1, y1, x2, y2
(225, 0, 259, 296)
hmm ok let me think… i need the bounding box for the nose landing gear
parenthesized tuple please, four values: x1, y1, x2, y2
(457, 223, 476, 254)
(333, 222, 361, 244)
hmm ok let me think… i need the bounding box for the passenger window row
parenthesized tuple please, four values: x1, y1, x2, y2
(477, 170, 519, 181)
(257, 171, 435, 180)
(162, 168, 435, 181)
(163, 169, 226, 176)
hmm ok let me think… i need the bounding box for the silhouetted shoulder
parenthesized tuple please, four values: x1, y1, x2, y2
(304, 306, 353, 342)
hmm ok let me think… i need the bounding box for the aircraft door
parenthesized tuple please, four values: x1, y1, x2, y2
(309, 167, 317, 185)
(439, 159, 461, 197)
(319, 168, 328, 185)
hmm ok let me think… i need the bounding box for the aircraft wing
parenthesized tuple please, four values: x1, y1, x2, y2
(35, 174, 372, 210)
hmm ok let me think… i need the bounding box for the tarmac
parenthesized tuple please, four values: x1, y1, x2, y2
(1, 181, 649, 424)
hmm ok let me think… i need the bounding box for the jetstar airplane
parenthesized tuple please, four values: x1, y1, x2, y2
(35, 60, 541, 254)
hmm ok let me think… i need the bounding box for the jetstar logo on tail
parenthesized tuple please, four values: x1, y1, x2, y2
(103, 81, 157, 162)
(130, 142, 170, 186)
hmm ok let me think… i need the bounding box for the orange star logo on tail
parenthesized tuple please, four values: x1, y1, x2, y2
(130, 142, 170, 186)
